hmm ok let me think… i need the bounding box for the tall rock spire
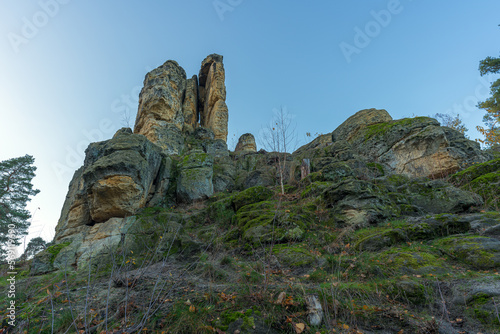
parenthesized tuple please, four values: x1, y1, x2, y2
(133, 54, 229, 153)
(198, 54, 229, 142)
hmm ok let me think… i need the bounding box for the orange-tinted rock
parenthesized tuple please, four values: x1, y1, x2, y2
(199, 54, 228, 141)
(235, 133, 257, 152)
(88, 175, 146, 223)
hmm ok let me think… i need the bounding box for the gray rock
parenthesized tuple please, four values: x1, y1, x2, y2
(305, 294, 323, 326)
(213, 156, 236, 193)
(176, 150, 214, 202)
(435, 236, 500, 269)
(484, 224, 500, 239)
(243, 168, 275, 189)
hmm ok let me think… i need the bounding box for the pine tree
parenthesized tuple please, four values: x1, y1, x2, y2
(0, 154, 40, 260)
(477, 50, 500, 146)
(22, 236, 47, 260)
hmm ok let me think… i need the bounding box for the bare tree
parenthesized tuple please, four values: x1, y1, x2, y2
(433, 113, 469, 137)
(260, 106, 297, 194)
(121, 110, 133, 128)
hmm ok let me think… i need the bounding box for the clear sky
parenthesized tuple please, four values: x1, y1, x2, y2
(1, 0, 499, 246)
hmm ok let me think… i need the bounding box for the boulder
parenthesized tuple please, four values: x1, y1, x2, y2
(332, 108, 392, 142)
(450, 158, 500, 209)
(434, 236, 500, 269)
(235, 133, 257, 153)
(176, 150, 214, 202)
(213, 156, 236, 193)
(54, 128, 166, 241)
(330, 109, 489, 178)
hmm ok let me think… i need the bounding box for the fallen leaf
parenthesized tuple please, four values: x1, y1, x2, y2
(189, 305, 196, 313)
(276, 291, 286, 304)
(294, 323, 305, 334)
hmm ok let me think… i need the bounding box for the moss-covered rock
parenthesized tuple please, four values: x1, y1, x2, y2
(354, 228, 408, 251)
(390, 280, 431, 305)
(380, 248, 447, 275)
(450, 158, 500, 209)
(213, 156, 236, 193)
(273, 244, 317, 267)
(232, 186, 274, 211)
(434, 235, 500, 269)
(124, 211, 200, 259)
(233, 207, 309, 244)
(30, 242, 71, 275)
(450, 158, 500, 186)
(177, 150, 214, 203)
(208, 196, 235, 225)
(322, 178, 400, 227)
(382, 177, 483, 214)
(300, 181, 331, 198)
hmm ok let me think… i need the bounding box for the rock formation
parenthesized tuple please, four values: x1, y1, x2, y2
(54, 128, 169, 242)
(29, 55, 500, 334)
(198, 54, 228, 141)
(49, 57, 493, 272)
(133, 54, 228, 155)
(296, 108, 490, 179)
(235, 133, 257, 153)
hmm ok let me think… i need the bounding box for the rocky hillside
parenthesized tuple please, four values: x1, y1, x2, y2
(2, 54, 500, 334)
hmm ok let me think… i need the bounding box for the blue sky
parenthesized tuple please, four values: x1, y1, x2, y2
(1, 0, 499, 246)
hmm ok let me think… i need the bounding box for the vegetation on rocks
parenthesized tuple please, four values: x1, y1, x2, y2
(3, 58, 500, 333)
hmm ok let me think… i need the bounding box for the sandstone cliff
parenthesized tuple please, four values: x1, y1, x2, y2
(51, 57, 491, 271)
(24, 55, 500, 334)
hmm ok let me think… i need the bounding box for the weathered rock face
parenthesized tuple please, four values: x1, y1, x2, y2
(133, 54, 228, 152)
(49, 55, 498, 281)
(332, 108, 393, 142)
(134, 61, 187, 154)
(54, 128, 169, 242)
(183, 75, 199, 133)
(235, 133, 257, 153)
(296, 109, 489, 179)
(198, 54, 228, 142)
(176, 150, 214, 203)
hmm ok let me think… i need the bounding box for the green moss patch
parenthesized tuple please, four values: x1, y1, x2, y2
(450, 158, 500, 209)
(434, 236, 500, 269)
(450, 158, 500, 186)
(363, 117, 433, 140)
(379, 248, 446, 275)
(272, 244, 317, 267)
(300, 181, 331, 198)
(46, 242, 71, 264)
(232, 186, 274, 211)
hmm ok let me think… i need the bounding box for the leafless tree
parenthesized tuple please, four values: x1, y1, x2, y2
(260, 106, 297, 194)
